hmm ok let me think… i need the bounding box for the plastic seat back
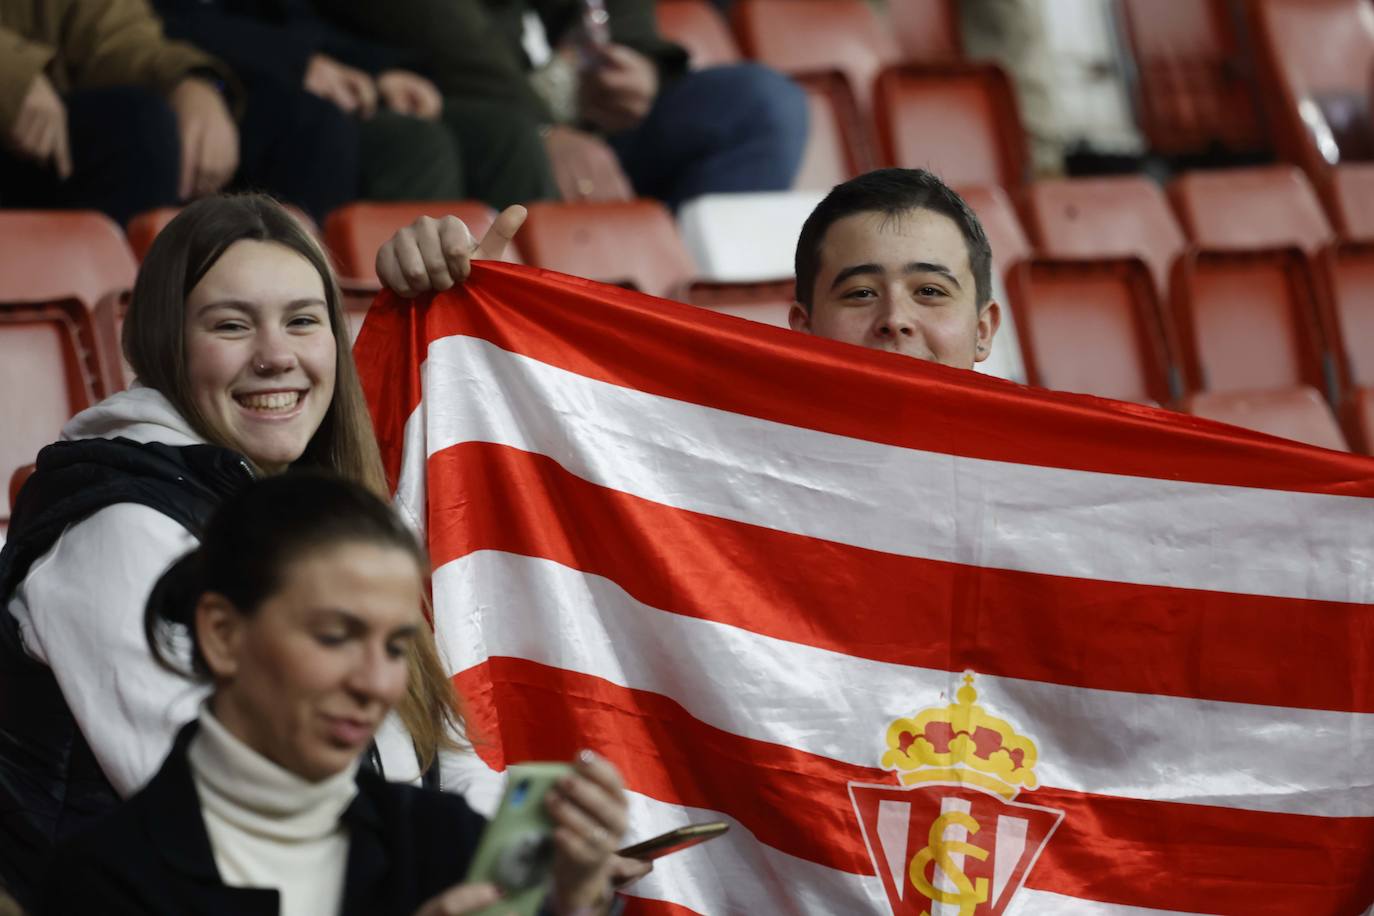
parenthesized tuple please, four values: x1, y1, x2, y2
(873, 63, 1026, 188)
(128, 205, 319, 263)
(656, 0, 741, 68)
(1170, 165, 1334, 255)
(1118, 0, 1266, 156)
(887, 0, 961, 62)
(1323, 242, 1374, 388)
(518, 200, 699, 300)
(1171, 248, 1327, 394)
(0, 300, 99, 520)
(323, 201, 507, 287)
(956, 184, 1031, 278)
(0, 211, 136, 310)
(1324, 163, 1374, 240)
(1022, 175, 1186, 294)
(686, 279, 796, 328)
(1185, 386, 1349, 451)
(677, 191, 826, 283)
(791, 72, 873, 189)
(1248, 0, 1374, 174)
(732, 0, 900, 112)
(1008, 257, 1174, 405)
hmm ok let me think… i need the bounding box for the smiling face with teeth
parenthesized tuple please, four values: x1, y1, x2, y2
(184, 239, 338, 473)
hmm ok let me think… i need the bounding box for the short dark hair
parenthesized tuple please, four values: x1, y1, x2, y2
(794, 168, 993, 312)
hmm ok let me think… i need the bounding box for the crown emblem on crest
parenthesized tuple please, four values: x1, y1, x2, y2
(880, 673, 1038, 800)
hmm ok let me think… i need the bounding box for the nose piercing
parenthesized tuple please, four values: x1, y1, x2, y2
(255, 359, 269, 373)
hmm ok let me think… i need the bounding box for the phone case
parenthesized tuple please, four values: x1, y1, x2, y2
(465, 762, 573, 916)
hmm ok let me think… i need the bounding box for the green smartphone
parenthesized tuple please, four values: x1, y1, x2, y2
(466, 762, 573, 916)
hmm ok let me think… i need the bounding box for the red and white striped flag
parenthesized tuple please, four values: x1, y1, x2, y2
(355, 263, 1374, 916)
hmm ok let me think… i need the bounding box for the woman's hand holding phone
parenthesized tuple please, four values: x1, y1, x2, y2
(545, 750, 629, 914)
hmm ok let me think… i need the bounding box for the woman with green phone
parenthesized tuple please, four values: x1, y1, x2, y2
(43, 474, 628, 916)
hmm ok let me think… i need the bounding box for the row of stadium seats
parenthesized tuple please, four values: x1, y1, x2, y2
(671, 0, 1374, 199)
(658, 0, 1024, 191)
(3, 160, 1373, 532)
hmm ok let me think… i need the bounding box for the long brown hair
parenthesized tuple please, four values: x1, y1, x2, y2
(126, 193, 462, 767)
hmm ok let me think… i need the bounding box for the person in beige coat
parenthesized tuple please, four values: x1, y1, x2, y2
(0, 0, 361, 223)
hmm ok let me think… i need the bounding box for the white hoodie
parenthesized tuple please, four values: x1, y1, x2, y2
(8, 387, 422, 798)
(9, 387, 207, 797)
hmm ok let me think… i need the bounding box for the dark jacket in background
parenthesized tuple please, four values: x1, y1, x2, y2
(312, 0, 689, 125)
(42, 721, 489, 916)
(0, 0, 230, 135)
(151, 0, 420, 90)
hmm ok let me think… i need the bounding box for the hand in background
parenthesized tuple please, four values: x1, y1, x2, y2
(8, 73, 72, 179)
(578, 43, 658, 134)
(304, 54, 378, 119)
(375, 205, 528, 297)
(377, 70, 443, 121)
(542, 125, 633, 202)
(169, 77, 239, 200)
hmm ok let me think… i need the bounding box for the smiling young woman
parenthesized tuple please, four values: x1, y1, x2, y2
(0, 194, 460, 911)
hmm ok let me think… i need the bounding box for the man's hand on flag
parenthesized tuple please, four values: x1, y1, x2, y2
(375, 206, 528, 298)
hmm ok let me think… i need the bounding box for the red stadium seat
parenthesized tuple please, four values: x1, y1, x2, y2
(127, 204, 320, 262)
(1322, 242, 1374, 388)
(1246, 0, 1374, 177)
(1169, 166, 1334, 255)
(1170, 248, 1328, 395)
(684, 279, 795, 329)
(1118, 0, 1267, 157)
(0, 211, 136, 311)
(1321, 162, 1374, 241)
(956, 184, 1031, 277)
(1185, 386, 1349, 451)
(1319, 241, 1374, 450)
(732, 0, 900, 112)
(730, 0, 889, 188)
(873, 63, 1027, 189)
(517, 200, 698, 300)
(790, 72, 874, 189)
(1346, 386, 1374, 453)
(655, 0, 741, 69)
(324, 200, 507, 286)
(1007, 257, 1175, 405)
(1021, 176, 1187, 296)
(887, 0, 962, 62)
(0, 299, 101, 523)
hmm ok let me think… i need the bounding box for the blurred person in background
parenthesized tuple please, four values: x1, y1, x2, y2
(154, 0, 557, 210)
(0, 0, 240, 224)
(314, 0, 808, 208)
(45, 473, 629, 916)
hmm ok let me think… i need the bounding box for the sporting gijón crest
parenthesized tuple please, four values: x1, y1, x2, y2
(850, 674, 1064, 915)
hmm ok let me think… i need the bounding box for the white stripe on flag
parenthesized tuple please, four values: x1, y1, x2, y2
(449, 755, 1204, 916)
(433, 550, 1374, 818)
(411, 335, 1374, 604)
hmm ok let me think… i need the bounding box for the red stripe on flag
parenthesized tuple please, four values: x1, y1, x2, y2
(453, 658, 1374, 916)
(355, 266, 1374, 497)
(619, 899, 704, 916)
(428, 441, 1374, 714)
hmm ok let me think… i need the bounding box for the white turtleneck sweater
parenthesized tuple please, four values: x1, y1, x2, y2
(188, 708, 359, 916)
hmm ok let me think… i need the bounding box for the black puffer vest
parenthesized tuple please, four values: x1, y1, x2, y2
(0, 437, 253, 910)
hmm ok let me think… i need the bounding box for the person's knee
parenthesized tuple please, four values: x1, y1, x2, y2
(360, 112, 463, 200)
(698, 63, 808, 144)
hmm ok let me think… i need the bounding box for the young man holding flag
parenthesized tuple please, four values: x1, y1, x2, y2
(374, 167, 1002, 372)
